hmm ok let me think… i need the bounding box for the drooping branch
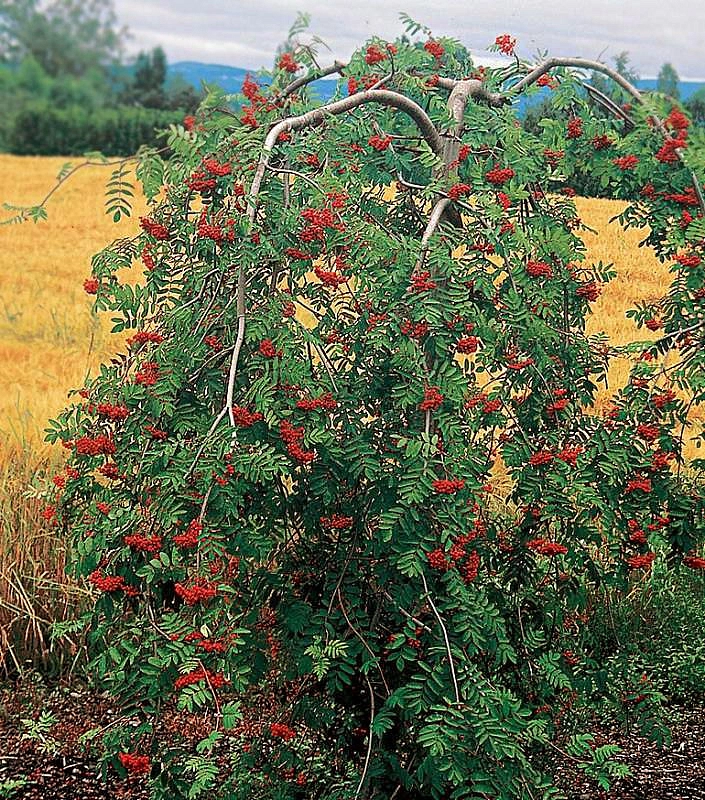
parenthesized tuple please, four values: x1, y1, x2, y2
(221, 89, 447, 426)
(414, 198, 451, 274)
(247, 88, 446, 222)
(582, 82, 633, 125)
(508, 56, 705, 215)
(281, 60, 347, 99)
(507, 57, 644, 103)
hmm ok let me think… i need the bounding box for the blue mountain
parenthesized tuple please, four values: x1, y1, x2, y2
(168, 61, 705, 111)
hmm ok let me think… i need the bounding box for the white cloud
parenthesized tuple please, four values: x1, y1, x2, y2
(113, 0, 705, 79)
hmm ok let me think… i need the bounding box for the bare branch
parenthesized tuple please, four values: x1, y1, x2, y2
(414, 197, 451, 274)
(420, 572, 461, 705)
(436, 76, 509, 116)
(281, 60, 347, 99)
(508, 57, 644, 102)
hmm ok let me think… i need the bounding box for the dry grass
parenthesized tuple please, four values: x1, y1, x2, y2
(0, 155, 697, 670)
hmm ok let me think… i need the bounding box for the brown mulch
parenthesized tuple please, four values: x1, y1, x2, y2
(554, 709, 705, 800)
(2, 679, 705, 799)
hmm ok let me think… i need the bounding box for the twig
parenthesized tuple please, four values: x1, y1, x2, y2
(281, 60, 347, 99)
(354, 675, 376, 800)
(420, 572, 461, 705)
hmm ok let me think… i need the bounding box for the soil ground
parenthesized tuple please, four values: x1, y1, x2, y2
(2, 678, 705, 799)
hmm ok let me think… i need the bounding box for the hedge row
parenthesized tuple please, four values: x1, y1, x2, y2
(6, 104, 185, 156)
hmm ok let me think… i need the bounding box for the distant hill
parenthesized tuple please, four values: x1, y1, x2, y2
(169, 61, 705, 110)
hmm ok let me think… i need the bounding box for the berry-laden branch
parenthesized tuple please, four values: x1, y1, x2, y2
(508, 56, 705, 213)
(280, 60, 348, 99)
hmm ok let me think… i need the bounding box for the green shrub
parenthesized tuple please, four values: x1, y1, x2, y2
(8, 104, 184, 156)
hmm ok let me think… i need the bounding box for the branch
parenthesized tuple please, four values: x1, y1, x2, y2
(414, 197, 451, 274)
(507, 57, 644, 103)
(354, 675, 375, 800)
(420, 572, 461, 705)
(508, 57, 705, 214)
(436, 76, 509, 116)
(281, 60, 347, 99)
(247, 88, 445, 222)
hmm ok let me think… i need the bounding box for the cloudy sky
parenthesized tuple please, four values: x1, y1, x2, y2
(113, 0, 705, 80)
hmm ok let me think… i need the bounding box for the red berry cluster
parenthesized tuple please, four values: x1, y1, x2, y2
(400, 320, 429, 338)
(277, 52, 300, 72)
(675, 253, 701, 267)
(637, 423, 660, 441)
(536, 73, 557, 89)
(232, 406, 263, 427)
(494, 34, 516, 55)
(482, 399, 502, 414)
(368, 134, 392, 151)
(83, 278, 99, 294)
(258, 339, 282, 358)
(75, 434, 116, 456)
(96, 403, 129, 421)
(424, 39, 444, 59)
(197, 212, 235, 243)
(205, 335, 223, 350)
(174, 579, 218, 605)
(529, 449, 554, 466)
(174, 519, 201, 548)
(89, 570, 136, 595)
(174, 667, 227, 690)
(135, 361, 160, 386)
(625, 477, 652, 494)
(99, 462, 120, 480)
(279, 420, 315, 463)
(320, 514, 353, 530)
(566, 117, 583, 139)
(431, 478, 465, 494)
(299, 205, 345, 244)
(296, 392, 337, 411)
(456, 336, 479, 354)
(419, 386, 443, 411)
(270, 722, 297, 740)
(365, 44, 388, 65)
(543, 148, 564, 165)
(446, 182, 471, 201)
(118, 752, 151, 775)
(485, 165, 515, 185)
(410, 271, 437, 292)
(127, 331, 164, 347)
(314, 264, 349, 287)
(145, 424, 168, 440)
(625, 552, 656, 570)
(613, 155, 639, 170)
(139, 245, 153, 271)
(140, 217, 170, 240)
(526, 260, 553, 279)
(684, 554, 705, 570)
(592, 134, 614, 150)
(526, 538, 568, 556)
(427, 548, 449, 570)
(652, 390, 676, 410)
(124, 533, 162, 553)
(576, 281, 602, 301)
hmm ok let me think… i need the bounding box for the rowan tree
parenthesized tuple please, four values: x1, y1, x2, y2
(28, 16, 705, 800)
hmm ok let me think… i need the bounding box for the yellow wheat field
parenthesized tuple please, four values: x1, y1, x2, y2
(0, 154, 702, 666)
(0, 154, 699, 458)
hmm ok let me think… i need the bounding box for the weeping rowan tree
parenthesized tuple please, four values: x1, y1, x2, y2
(37, 17, 705, 800)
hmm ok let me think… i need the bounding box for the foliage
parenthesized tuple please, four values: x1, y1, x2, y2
(657, 63, 680, 101)
(35, 18, 705, 800)
(0, 0, 126, 78)
(6, 103, 183, 156)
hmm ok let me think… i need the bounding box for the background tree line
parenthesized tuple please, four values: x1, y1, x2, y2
(0, 0, 202, 155)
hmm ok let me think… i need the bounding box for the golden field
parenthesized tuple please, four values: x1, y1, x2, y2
(0, 154, 698, 668)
